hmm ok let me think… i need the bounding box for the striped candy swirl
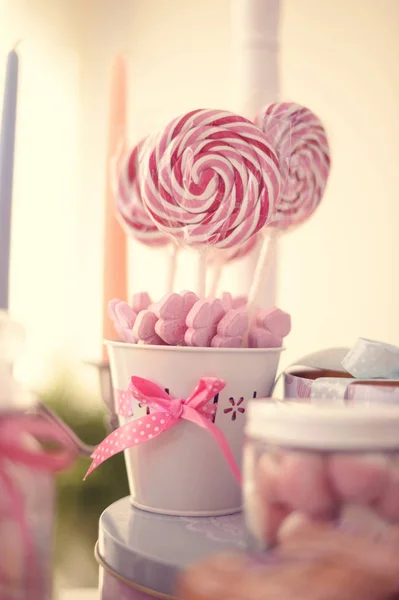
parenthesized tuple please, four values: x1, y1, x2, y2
(117, 140, 169, 246)
(256, 102, 330, 229)
(140, 109, 281, 249)
(213, 232, 260, 264)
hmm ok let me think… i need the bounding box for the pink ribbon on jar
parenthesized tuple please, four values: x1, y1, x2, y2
(0, 412, 78, 599)
(84, 376, 242, 485)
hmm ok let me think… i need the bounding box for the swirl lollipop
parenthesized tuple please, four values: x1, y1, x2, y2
(247, 102, 331, 315)
(141, 109, 280, 248)
(117, 140, 179, 292)
(117, 140, 169, 246)
(255, 102, 330, 229)
(139, 109, 281, 296)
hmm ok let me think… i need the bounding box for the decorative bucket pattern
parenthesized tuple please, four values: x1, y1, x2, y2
(106, 342, 282, 516)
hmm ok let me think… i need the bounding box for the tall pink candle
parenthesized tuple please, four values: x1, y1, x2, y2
(102, 55, 127, 359)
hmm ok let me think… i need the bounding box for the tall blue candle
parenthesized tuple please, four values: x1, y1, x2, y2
(0, 49, 19, 311)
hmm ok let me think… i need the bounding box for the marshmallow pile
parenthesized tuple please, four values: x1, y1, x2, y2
(247, 449, 399, 547)
(109, 291, 291, 349)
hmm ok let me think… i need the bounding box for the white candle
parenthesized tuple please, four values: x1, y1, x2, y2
(231, 0, 280, 307)
(0, 49, 19, 311)
(231, 0, 280, 118)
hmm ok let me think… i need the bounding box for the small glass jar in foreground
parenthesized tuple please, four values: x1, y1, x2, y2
(243, 400, 399, 550)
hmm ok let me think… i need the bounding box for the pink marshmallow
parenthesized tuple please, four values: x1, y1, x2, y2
(133, 310, 165, 345)
(248, 327, 282, 349)
(257, 453, 282, 503)
(374, 467, 399, 521)
(328, 453, 390, 504)
(232, 295, 247, 309)
(131, 292, 152, 314)
(153, 291, 198, 345)
(108, 299, 137, 343)
(221, 293, 247, 311)
(185, 299, 225, 347)
(221, 292, 233, 311)
(262, 501, 291, 547)
(211, 309, 248, 348)
(277, 512, 319, 542)
(277, 451, 337, 516)
(245, 485, 290, 547)
(257, 307, 291, 337)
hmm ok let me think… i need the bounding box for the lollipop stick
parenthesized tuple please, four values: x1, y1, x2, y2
(197, 250, 207, 299)
(208, 255, 224, 297)
(166, 244, 179, 293)
(247, 230, 279, 323)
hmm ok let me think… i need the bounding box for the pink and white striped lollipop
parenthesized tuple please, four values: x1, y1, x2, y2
(221, 232, 259, 261)
(117, 140, 169, 246)
(255, 102, 330, 229)
(140, 109, 281, 249)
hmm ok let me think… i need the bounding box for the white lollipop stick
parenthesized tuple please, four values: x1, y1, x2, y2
(208, 256, 223, 298)
(166, 244, 179, 293)
(197, 250, 207, 300)
(247, 230, 280, 322)
(208, 236, 261, 298)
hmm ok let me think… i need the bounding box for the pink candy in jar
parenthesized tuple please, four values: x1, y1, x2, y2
(243, 401, 399, 549)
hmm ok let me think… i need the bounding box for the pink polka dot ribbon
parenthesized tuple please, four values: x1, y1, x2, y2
(116, 389, 133, 416)
(85, 376, 241, 484)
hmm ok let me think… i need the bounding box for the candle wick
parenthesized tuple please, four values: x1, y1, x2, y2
(13, 40, 22, 51)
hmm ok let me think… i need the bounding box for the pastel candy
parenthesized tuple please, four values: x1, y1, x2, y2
(277, 452, 336, 516)
(153, 291, 198, 345)
(108, 299, 137, 343)
(211, 309, 248, 348)
(221, 293, 247, 312)
(132, 292, 152, 314)
(185, 299, 225, 347)
(244, 483, 290, 547)
(374, 468, 399, 521)
(277, 512, 316, 542)
(141, 109, 280, 249)
(328, 453, 389, 503)
(133, 310, 165, 345)
(232, 296, 247, 309)
(221, 292, 233, 312)
(257, 454, 282, 503)
(257, 307, 291, 337)
(260, 501, 291, 547)
(248, 327, 282, 349)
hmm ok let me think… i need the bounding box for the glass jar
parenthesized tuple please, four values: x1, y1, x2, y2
(243, 401, 399, 550)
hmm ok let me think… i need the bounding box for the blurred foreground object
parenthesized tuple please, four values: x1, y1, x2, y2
(0, 311, 78, 599)
(179, 522, 399, 600)
(39, 369, 129, 588)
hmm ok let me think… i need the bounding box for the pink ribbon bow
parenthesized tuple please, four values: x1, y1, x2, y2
(0, 413, 78, 598)
(85, 376, 242, 484)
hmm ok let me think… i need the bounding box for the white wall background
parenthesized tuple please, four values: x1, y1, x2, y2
(2, 0, 399, 392)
